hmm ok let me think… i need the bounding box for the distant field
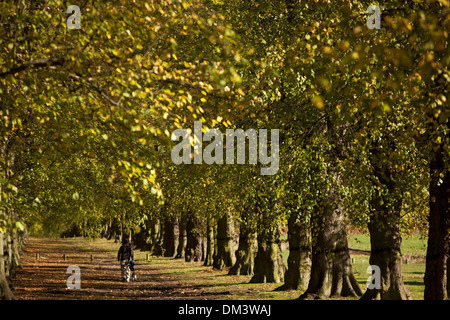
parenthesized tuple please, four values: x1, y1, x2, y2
(347, 233, 428, 257)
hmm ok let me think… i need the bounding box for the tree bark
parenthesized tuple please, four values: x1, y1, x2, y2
(0, 232, 16, 300)
(5, 232, 12, 279)
(424, 143, 450, 300)
(0, 145, 16, 300)
(175, 213, 187, 259)
(11, 230, 21, 272)
(300, 192, 362, 299)
(229, 230, 257, 276)
(229, 208, 257, 276)
(358, 139, 412, 300)
(151, 219, 164, 256)
(107, 219, 121, 243)
(360, 199, 411, 300)
(213, 209, 236, 269)
(204, 216, 215, 266)
(250, 224, 286, 284)
(163, 216, 177, 257)
(103, 219, 111, 239)
(133, 217, 151, 250)
(276, 211, 311, 291)
(185, 214, 204, 262)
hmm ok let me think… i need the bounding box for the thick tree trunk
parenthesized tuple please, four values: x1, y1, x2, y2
(213, 209, 236, 269)
(103, 219, 111, 239)
(0, 232, 16, 300)
(108, 219, 121, 243)
(360, 200, 411, 300)
(204, 217, 215, 266)
(359, 141, 411, 300)
(133, 217, 151, 250)
(11, 230, 21, 272)
(174, 216, 180, 256)
(119, 222, 123, 243)
(185, 214, 204, 262)
(424, 144, 450, 300)
(5, 232, 13, 280)
(151, 219, 164, 256)
(229, 231, 257, 276)
(277, 212, 311, 291)
(0, 150, 16, 300)
(175, 213, 187, 259)
(163, 216, 177, 257)
(300, 193, 362, 299)
(229, 207, 257, 276)
(250, 224, 285, 284)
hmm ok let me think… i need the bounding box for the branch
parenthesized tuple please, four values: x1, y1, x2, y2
(0, 57, 65, 78)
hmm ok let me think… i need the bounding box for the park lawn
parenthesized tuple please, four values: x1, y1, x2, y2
(347, 233, 428, 257)
(110, 234, 427, 300)
(350, 255, 425, 300)
(348, 233, 426, 300)
(280, 233, 426, 300)
(89, 235, 427, 300)
(16, 236, 426, 300)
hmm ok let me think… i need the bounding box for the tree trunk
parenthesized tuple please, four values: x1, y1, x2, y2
(204, 217, 215, 266)
(300, 193, 362, 299)
(11, 230, 21, 272)
(229, 209, 257, 276)
(109, 219, 121, 243)
(119, 222, 123, 243)
(163, 216, 177, 257)
(133, 217, 151, 250)
(250, 224, 285, 284)
(0, 232, 16, 300)
(5, 232, 13, 280)
(103, 219, 111, 239)
(213, 209, 236, 269)
(358, 140, 411, 300)
(360, 199, 411, 300)
(150, 219, 164, 256)
(0, 148, 16, 300)
(277, 212, 311, 291)
(447, 256, 450, 298)
(229, 231, 257, 276)
(185, 214, 204, 262)
(424, 143, 450, 300)
(175, 213, 187, 259)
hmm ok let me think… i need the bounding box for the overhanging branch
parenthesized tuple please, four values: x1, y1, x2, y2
(0, 57, 65, 78)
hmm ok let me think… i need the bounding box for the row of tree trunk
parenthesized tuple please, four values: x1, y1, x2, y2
(0, 228, 26, 300)
(135, 183, 448, 300)
(3, 172, 445, 301)
(0, 142, 26, 300)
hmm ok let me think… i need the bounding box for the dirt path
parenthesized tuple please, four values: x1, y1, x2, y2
(12, 237, 300, 300)
(13, 237, 174, 299)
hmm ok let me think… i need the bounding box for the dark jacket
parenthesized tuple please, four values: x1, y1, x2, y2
(118, 244, 134, 261)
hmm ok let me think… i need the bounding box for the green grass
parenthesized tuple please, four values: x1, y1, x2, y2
(280, 233, 426, 299)
(348, 233, 426, 300)
(66, 236, 427, 299)
(347, 233, 427, 257)
(350, 254, 425, 300)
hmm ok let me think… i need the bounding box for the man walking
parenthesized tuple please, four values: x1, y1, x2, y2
(117, 237, 134, 282)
